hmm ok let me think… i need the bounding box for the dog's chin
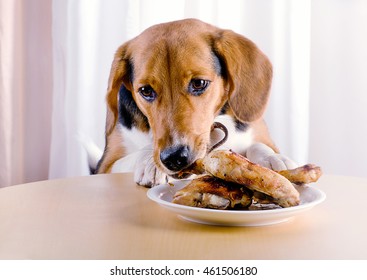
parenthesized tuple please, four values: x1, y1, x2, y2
(157, 161, 197, 180)
(160, 166, 192, 180)
(170, 172, 192, 180)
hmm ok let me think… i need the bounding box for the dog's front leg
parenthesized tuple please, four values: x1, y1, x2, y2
(246, 143, 298, 171)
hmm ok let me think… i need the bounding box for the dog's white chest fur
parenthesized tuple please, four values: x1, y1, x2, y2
(110, 125, 152, 173)
(119, 124, 152, 154)
(212, 115, 253, 154)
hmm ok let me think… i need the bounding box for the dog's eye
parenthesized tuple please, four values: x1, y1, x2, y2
(138, 85, 156, 102)
(188, 79, 210, 96)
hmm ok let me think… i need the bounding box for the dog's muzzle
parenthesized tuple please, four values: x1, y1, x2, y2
(160, 145, 191, 172)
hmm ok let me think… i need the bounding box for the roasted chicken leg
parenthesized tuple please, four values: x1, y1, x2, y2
(189, 150, 301, 207)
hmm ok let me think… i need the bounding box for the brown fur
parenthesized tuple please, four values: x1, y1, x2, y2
(96, 19, 274, 175)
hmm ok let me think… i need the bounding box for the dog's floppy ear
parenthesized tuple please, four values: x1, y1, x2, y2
(105, 44, 133, 136)
(95, 44, 133, 174)
(213, 30, 273, 122)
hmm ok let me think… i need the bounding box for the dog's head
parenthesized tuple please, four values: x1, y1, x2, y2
(105, 19, 272, 176)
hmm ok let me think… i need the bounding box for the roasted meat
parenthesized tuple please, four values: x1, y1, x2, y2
(190, 150, 301, 207)
(173, 175, 253, 210)
(277, 164, 322, 185)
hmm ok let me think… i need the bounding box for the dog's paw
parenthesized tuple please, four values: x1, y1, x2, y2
(246, 143, 298, 171)
(133, 154, 168, 187)
(256, 153, 298, 171)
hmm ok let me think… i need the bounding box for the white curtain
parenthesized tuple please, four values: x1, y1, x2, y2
(4, 0, 366, 187)
(309, 0, 367, 176)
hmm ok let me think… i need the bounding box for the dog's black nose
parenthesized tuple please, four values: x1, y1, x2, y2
(160, 145, 190, 172)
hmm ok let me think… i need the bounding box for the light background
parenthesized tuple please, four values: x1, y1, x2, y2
(1, 0, 366, 187)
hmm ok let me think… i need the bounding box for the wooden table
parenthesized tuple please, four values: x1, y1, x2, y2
(0, 173, 366, 259)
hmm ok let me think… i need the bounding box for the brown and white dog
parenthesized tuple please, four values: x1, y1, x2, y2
(92, 19, 297, 186)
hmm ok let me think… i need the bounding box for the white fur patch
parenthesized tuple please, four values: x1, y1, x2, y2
(213, 115, 254, 154)
(119, 124, 153, 154)
(77, 132, 103, 171)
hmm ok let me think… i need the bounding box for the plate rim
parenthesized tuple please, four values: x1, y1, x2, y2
(147, 179, 326, 216)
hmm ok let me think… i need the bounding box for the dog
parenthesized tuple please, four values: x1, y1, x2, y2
(91, 18, 297, 186)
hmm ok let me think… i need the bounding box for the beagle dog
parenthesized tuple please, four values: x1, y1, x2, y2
(93, 18, 297, 186)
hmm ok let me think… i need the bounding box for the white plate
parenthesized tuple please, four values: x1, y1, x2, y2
(147, 179, 326, 227)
